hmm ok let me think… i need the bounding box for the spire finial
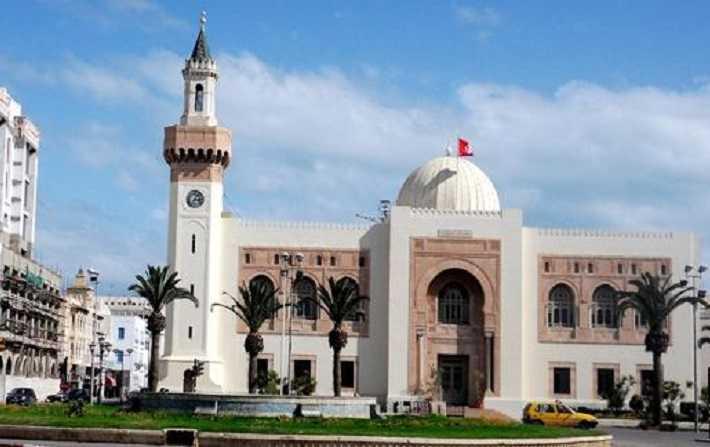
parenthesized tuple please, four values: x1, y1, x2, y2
(200, 10, 207, 31)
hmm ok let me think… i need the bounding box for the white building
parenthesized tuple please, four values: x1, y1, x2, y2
(100, 296, 150, 392)
(0, 88, 39, 255)
(64, 269, 113, 396)
(0, 87, 63, 401)
(159, 20, 705, 418)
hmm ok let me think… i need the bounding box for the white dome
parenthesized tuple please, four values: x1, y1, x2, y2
(396, 156, 501, 212)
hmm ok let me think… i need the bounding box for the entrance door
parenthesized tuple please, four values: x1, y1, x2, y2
(438, 355, 468, 405)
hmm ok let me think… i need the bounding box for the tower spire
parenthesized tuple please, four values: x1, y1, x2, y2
(190, 10, 212, 63)
(180, 10, 219, 126)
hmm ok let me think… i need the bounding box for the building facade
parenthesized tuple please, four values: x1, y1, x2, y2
(159, 22, 705, 418)
(0, 88, 64, 400)
(100, 296, 150, 393)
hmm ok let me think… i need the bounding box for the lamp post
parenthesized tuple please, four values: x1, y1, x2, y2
(113, 349, 125, 403)
(277, 252, 304, 395)
(126, 348, 134, 393)
(685, 264, 707, 433)
(88, 269, 100, 404)
(88, 341, 96, 404)
(97, 337, 111, 404)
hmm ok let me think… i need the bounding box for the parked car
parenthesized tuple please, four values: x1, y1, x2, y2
(523, 400, 598, 429)
(66, 388, 90, 402)
(46, 391, 68, 403)
(6, 388, 37, 406)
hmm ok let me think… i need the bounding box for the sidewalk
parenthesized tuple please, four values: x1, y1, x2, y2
(598, 417, 710, 431)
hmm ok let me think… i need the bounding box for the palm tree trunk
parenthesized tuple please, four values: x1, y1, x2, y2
(248, 351, 258, 394)
(652, 350, 664, 426)
(148, 330, 161, 392)
(333, 347, 341, 397)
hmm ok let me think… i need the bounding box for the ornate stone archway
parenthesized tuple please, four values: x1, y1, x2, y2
(408, 237, 501, 407)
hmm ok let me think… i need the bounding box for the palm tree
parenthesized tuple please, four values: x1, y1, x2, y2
(300, 277, 369, 397)
(616, 272, 700, 426)
(212, 279, 282, 394)
(128, 265, 197, 392)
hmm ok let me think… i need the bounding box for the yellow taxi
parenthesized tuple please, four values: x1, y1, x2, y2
(522, 400, 598, 429)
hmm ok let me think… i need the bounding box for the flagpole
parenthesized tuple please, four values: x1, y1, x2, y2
(456, 137, 460, 209)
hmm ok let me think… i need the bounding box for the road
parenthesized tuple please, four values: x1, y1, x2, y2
(607, 427, 709, 446)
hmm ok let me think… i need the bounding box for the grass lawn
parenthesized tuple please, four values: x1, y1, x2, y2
(0, 404, 603, 439)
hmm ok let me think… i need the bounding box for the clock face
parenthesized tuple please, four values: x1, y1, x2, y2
(186, 190, 205, 209)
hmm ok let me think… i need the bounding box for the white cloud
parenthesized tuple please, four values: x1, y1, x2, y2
(25, 49, 710, 286)
(455, 6, 501, 27)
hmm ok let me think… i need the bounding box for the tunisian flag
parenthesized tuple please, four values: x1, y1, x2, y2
(458, 138, 473, 157)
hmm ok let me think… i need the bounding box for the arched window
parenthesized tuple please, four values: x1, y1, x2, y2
(294, 277, 318, 320)
(195, 84, 204, 112)
(591, 285, 617, 328)
(438, 282, 469, 325)
(340, 277, 363, 322)
(249, 275, 275, 296)
(547, 284, 575, 328)
(5, 357, 11, 375)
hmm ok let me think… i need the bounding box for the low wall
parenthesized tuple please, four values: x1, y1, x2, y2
(139, 392, 377, 418)
(0, 425, 613, 447)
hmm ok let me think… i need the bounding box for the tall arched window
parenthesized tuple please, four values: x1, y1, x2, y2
(194, 84, 204, 112)
(591, 285, 617, 328)
(294, 277, 318, 320)
(438, 282, 469, 325)
(547, 284, 575, 328)
(340, 277, 362, 322)
(249, 275, 275, 295)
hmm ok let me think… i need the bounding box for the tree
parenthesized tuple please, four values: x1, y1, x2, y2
(299, 277, 369, 396)
(128, 265, 197, 392)
(616, 272, 701, 426)
(211, 279, 282, 393)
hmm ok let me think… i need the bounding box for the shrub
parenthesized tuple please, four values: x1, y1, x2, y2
(662, 380, 691, 425)
(629, 394, 645, 416)
(257, 369, 281, 395)
(291, 375, 317, 396)
(603, 375, 636, 413)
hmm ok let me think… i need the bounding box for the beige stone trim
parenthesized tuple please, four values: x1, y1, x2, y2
(170, 163, 224, 182)
(592, 362, 620, 399)
(237, 247, 369, 337)
(538, 255, 672, 345)
(549, 361, 577, 399)
(408, 237, 502, 405)
(163, 125, 232, 167)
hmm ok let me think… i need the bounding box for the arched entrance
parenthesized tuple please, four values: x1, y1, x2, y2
(409, 260, 501, 408)
(429, 269, 485, 406)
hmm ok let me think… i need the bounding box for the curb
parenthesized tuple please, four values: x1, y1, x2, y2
(0, 425, 164, 445)
(0, 425, 614, 447)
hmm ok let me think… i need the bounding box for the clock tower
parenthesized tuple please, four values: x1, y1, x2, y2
(161, 12, 231, 390)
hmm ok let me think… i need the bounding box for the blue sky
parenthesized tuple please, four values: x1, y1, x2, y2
(1, 1, 710, 292)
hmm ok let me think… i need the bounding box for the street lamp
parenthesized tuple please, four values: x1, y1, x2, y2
(113, 349, 125, 403)
(278, 252, 304, 395)
(126, 348, 134, 393)
(97, 337, 111, 404)
(685, 264, 707, 433)
(88, 341, 96, 404)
